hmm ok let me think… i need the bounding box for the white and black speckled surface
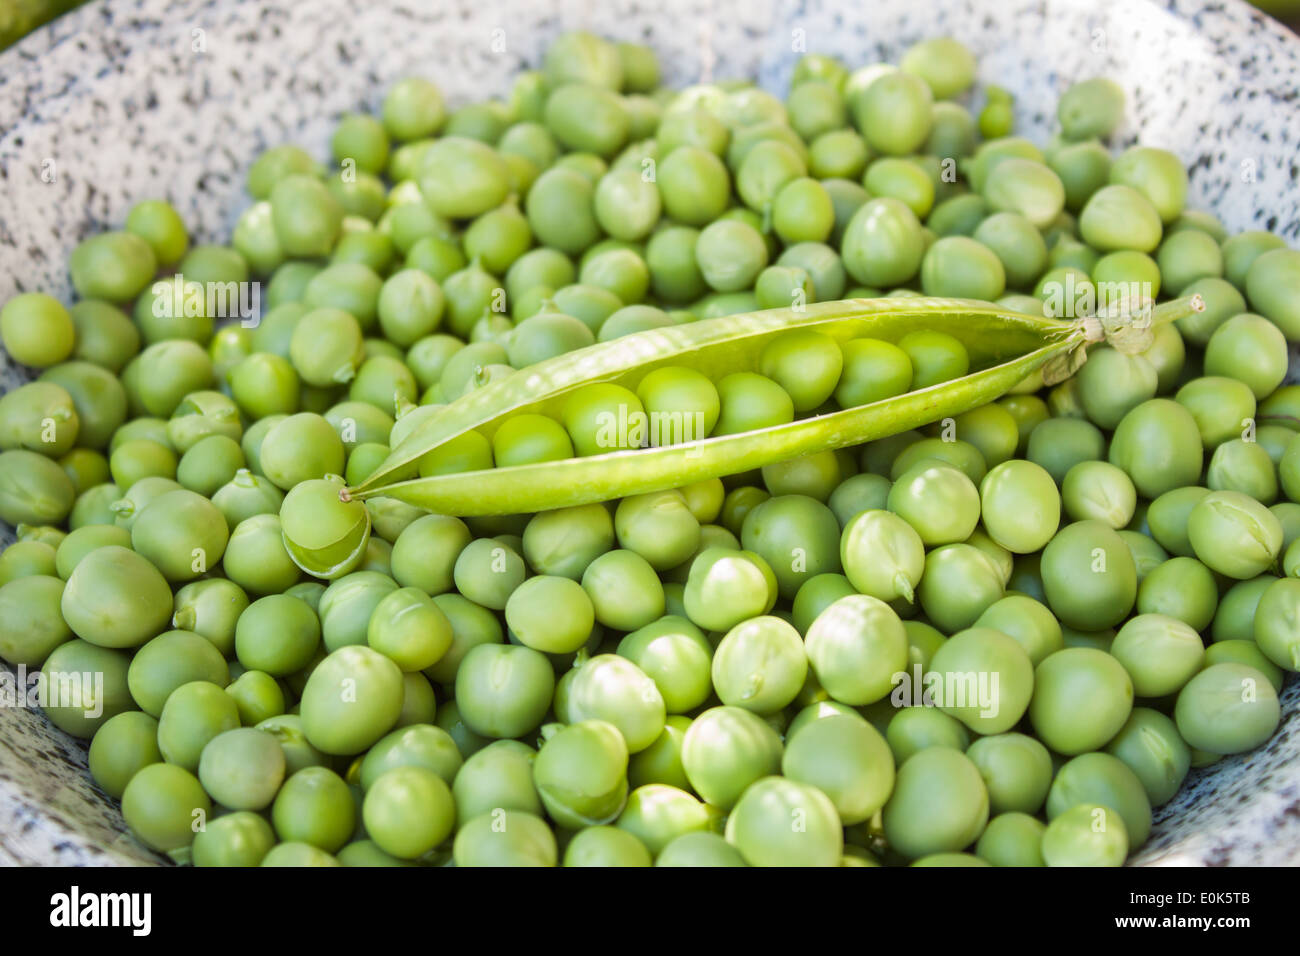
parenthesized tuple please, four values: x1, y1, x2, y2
(1, 0, 1298, 865)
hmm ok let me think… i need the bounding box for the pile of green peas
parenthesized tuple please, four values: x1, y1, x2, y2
(0, 29, 1299, 867)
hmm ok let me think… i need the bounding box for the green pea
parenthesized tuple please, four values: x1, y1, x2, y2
(1254, 577, 1300, 672)
(841, 198, 925, 287)
(966, 732, 1053, 815)
(1186, 490, 1282, 579)
(925, 627, 1034, 734)
(1029, 648, 1133, 755)
(882, 747, 988, 861)
(889, 460, 981, 546)
(975, 812, 1046, 867)
(565, 653, 665, 753)
(1103, 707, 1191, 806)
(191, 812, 277, 867)
(1041, 803, 1128, 867)
(1136, 556, 1218, 631)
(1110, 146, 1187, 223)
(455, 643, 555, 740)
(156, 680, 241, 771)
(121, 762, 211, 852)
(1108, 399, 1204, 499)
(1057, 77, 1124, 141)
(1078, 184, 1163, 253)
(299, 645, 403, 755)
(86, 710, 162, 799)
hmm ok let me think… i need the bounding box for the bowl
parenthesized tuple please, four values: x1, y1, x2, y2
(1, 0, 1298, 865)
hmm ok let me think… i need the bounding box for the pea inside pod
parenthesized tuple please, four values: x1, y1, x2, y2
(352, 297, 1202, 515)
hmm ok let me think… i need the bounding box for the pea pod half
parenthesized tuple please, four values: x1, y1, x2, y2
(350, 296, 1202, 516)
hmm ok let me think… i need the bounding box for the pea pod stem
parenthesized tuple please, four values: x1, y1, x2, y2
(348, 296, 1202, 516)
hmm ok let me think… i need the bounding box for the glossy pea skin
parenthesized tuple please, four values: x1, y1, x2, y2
(628, 714, 693, 791)
(87, 711, 162, 799)
(1245, 247, 1300, 340)
(1254, 578, 1300, 672)
(1046, 751, 1152, 849)
(455, 643, 554, 741)
(1176, 276, 1247, 346)
(362, 766, 455, 859)
(863, 158, 934, 220)
(983, 158, 1066, 229)
(897, 330, 969, 390)
(1204, 314, 1288, 401)
(156, 679, 241, 772)
(616, 616, 712, 715)
(724, 776, 842, 867)
(1134, 554, 1217, 631)
(854, 71, 933, 156)
(1103, 707, 1191, 807)
(533, 719, 629, 828)
(711, 615, 807, 715)
(1110, 145, 1187, 224)
(841, 198, 925, 287)
(357, 724, 462, 792)
(0, 574, 71, 667)
(889, 461, 981, 547)
(503, 574, 594, 654)
(920, 236, 1006, 300)
(1029, 648, 1133, 755)
(1108, 399, 1204, 500)
(756, 330, 841, 414)
(299, 645, 403, 755)
(826, 472, 891, 527)
(453, 809, 557, 867)
(840, 509, 924, 604)
(1076, 348, 1158, 431)
(916, 543, 1006, 633)
(655, 831, 748, 867)
(740, 493, 841, 600)
(805, 594, 909, 706)
(127, 629, 229, 717)
(680, 705, 782, 810)
(1176, 375, 1257, 450)
(1041, 803, 1128, 867)
(563, 826, 652, 867)
(1109, 613, 1205, 698)
(782, 714, 893, 825)
(614, 783, 712, 856)
(975, 595, 1063, 667)
(965, 731, 1053, 816)
(271, 766, 356, 853)
(973, 212, 1049, 289)
(192, 811, 277, 867)
(60, 544, 173, 649)
(1186, 490, 1282, 580)
(451, 739, 542, 823)
(39, 639, 133, 738)
(980, 459, 1061, 554)
(927, 627, 1034, 735)
(121, 762, 211, 852)
(835, 338, 913, 408)
(1061, 460, 1136, 529)
(882, 707, 967, 765)
(882, 747, 989, 861)
(196, 726, 285, 811)
(1040, 520, 1137, 631)
(1078, 184, 1163, 253)
(1175, 665, 1284, 754)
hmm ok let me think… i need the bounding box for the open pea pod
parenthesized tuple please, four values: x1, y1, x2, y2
(350, 296, 1202, 516)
